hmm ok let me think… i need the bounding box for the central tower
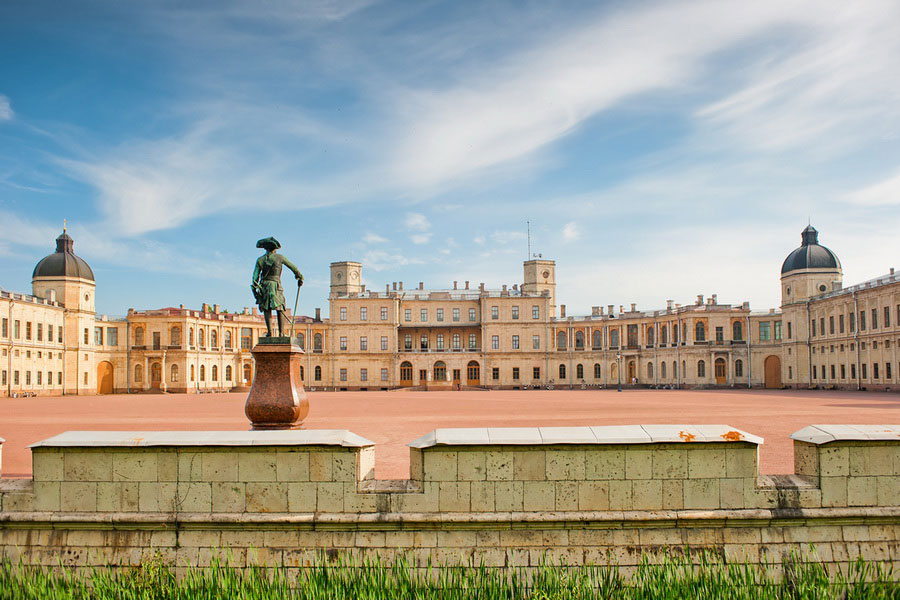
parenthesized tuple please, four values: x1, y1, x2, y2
(522, 259, 556, 317)
(330, 261, 363, 297)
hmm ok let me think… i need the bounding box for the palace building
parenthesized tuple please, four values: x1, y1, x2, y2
(2, 226, 898, 396)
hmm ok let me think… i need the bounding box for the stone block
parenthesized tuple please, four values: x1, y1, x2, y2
(358, 447, 375, 481)
(357, 532, 386, 548)
(438, 481, 470, 511)
(157, 452, 177, 481)
(246, 482, 288, 512)
(494, 481, 524, 511)
(546, 450, 585, 480)
(846, 476, 878, 506)
(112, 453, 158, 482)
(423, 449, 457, 482)
(608, 480, 632, 509)
(332, 451, 357, 482)
(820, 446, 849, 476)
(625, 450, 652, 479)
(850, 446, 896, 477)
(409, 448, 424, 481)
(651, 449, 687, 479)
(32, 451, 64, 481)
(317, 482, 344, 512)
(719, 478, 744, 509)
(392, 483, 439, 512)
(486, 451, 513, 480)
(793, 442, 819, 477)
(726, 447, 757, 478)
(688, 448, 727, 478)
(876, 475, 900, 506)
(138, 482, 177, 512)
(238, 452, 278, 482)
(457, 451, 487, 481)
(437, 531, 478, 548)
(578, 481, 609, 511)
(177, 481, 212, 512)
(33, 481, 60, 511)
(343, 487, 378, 513)
(722, 528, 761, 545)
(821, 476, 848, 507)
(555, 481, 579, 510)
(662, 479, 683, 510)
(97, 481, 139, 512)
(275, 451, 310, 482)
(522, 481, 555, 511)
(64, 452, 112, 481)
(212, 482, 246, 512)
(288, 483, 317, 512)
(60, 481, 97, 511)
(470, 481, 495, 511)
(177, 452, 203, 482)
(632, 479, 663, 510)
(308, 451, 333, 482)
(683, 478, 720, 509)
(201, 453, 238, 482)
(514, 450, 546, 481)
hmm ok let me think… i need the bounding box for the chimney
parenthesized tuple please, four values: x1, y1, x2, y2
(769, 308, 775, 314)
(392, 282, 397, 291)
(179, 303, 185, 309)
(453, 281, 458, 290)
(619, 305, 624, 314)
(742, 301, 750, 310)
(465, 281, 470, 289)
(386, 284, 390, 294)
(675, 303, 681, 309)
(591, 306, 600, 317)
(697, 295, 704, 305)
(252, 307, 259, 316)
(706, 297, 712, 305)
(630, 303, 636, 312)
(399, 281, 404, 290)
(666, 299, 673, 310)
(418, 282, 424, 290)
(243, 307, 249, 315)
(502, 284, 508, 294)
(512, 284, 518, 291)
(892, 267, 896, 275)
(607, 304, 614, 315)
(711, 294, 717, 304)
(560, 304, 566, 318)
(361, 284, 366, 293)
(315, 308, 321, 321)
(213, 304, 221, 313)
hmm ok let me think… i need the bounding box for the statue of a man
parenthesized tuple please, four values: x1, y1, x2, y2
(252, 237, 303, 337)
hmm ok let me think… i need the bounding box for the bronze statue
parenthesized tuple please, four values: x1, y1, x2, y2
(252, 237, 303, 338)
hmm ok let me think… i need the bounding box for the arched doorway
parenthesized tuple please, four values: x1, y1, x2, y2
(97, 361, 114, 394)
(243, 364, 252, 384)
(715, 358, 726, 385)
(466, 361, 480, 386)
(764, 355, 782, 389)
(150, 362, 162, 389)
(433, 361, 447, 383)
(400, 361, 413, 387)
(627, 360, 636, 383)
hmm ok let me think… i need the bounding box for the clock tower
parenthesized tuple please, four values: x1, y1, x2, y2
(329, 261, 363, 297)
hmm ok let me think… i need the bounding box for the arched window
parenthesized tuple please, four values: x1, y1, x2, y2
(296, 333, 304, 349)
(556, 331, 566, 350)
(698, 360, 705, 378)
(647, 327, 654, 345)
(661, 361, 667, 379)
(592, 330, 602, 349)
(314, 365, 321, 381)
(211, 330, 218, 348)
(191, 364, 195, 381)
(575, 331, 584, 349)
(189, 328, 194, 346)
(134, 327, 144, 346)
(314, 333, 323, 351)
(467, 361, 480, 381)
(735, 359, 744, 377)
(695, 322, 705, 342)
(733, 322, 743, 341)
(593, 363, 601, 379)
(226, 365, 233, 381)
(610, 329, 619, 348)
(559, 364, 566, 379)
(648, 362, 654, 379)
(400, 361, 413, 381)
(243, 364, 251, 383)
(225, 331, 233, 349)
(199, 329, 205, 347)
(212, 365, 218, 381)
(661, 326, 668, 345)
(434, 361, 447, 381)
(200, 365, 206, 381)
(170, 326, 181, 346)
(171, 364, 178, 382)
(134, 364, 143, 382)
(576, 363, 584, 379)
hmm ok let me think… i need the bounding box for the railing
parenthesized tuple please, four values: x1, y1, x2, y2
(399, 348, 481, 353)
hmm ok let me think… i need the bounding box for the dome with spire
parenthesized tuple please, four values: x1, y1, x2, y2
(781, 225, 841, 275)
(32, 229, 95, 281)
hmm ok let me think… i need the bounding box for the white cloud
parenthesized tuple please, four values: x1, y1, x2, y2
(0, 95, 12, 121)
(361, 249, 425, 271)
(562, 221, 580, 242)
(490, 230, 527, 244)
(410, 233, 432, 245)
(473, 235, 486, 245)
(404, 212, 430, 231)
(363, 232, 388, 243)
(845, 170, 900, 206)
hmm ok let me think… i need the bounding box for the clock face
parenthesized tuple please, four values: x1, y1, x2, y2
(542, 270, 550, 279)
(350, 271, 359, 280)
(336, 272, 343, 280)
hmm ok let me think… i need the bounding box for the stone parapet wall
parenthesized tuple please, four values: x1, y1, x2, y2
(1, 425, 899, 571)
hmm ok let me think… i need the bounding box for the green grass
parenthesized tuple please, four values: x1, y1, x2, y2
(0, 552, 896, 599)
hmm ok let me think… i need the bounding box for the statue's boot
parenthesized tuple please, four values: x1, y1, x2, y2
(277, 311, 289, 338)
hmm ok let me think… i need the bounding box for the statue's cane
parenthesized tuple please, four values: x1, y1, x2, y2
(288, 282, 301, 339)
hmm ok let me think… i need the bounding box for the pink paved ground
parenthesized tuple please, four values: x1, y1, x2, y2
(2, 389, 899, 480)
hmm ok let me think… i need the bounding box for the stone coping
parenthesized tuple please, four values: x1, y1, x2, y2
(790, 425, 900, 445)
(408, 425, 762, 448)
(28, 430, 375, 449)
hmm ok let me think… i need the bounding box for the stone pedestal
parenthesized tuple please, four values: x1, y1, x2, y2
(244, 342, 309, 430)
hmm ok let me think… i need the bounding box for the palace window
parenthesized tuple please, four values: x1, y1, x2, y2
(735, 360, 743, 377)
(340, 368, 347, 382)
(512, 367, 520, 380)
(381, 368, 388, 381)
(211, 330, 218, 348)
(661, 362, 667, 379)
(469, 333, 477, 349)
(557, 331, 567, 350)
(200, 365, 206, 381)
(314, 333, 323, 351)
(575, 331, 584, 349)
(37, 323, 43, 341)
(404, 334, 413, 350)
(452, 308, 460, 322)
(492, 335, 499, 350)
(512, 306, 519, 320)
(860, 311, 866, 331)
(381, 336, 388, 351)
(315, 366, 322, 381)
(732, 322, 742, 341)
(360, 336, 368, 351)
(436, 308, 444, 322)
(420, 334, 428, 350)
(171, 365, 179, 382)
(134, 364, 143, 383)
(340, 307, 347, 321)
(774, 321, 782, 340)
(609, 329, 619, 348)
(170, 326, 181, 346)
(872, 308, 878, 329)
(594, 363, 601, 379)
(26, 322, 32, 340)
(340, 336, 347, 351)
(697, 360, 705, 378)
(533, 335, 540, 350)
(381, 307, 388, 321)
(829, 316, 835, 334)
(469, 308, 476, 321)
(715, 327, 723, 343)
(512, 335, 519, 350)
(759, 322, 771, 341)
(533, 367, 540, 379)
(94, 327, 103, 346)
(226, 366, 232, 381)
(492, 367, 500, 381)
(360, 307, 367, 321)
(661, 326, 668, 345)
(452, 334, 461, 350)
(361, 369, 368, 382)
(436, 334, 444, 350)
(593, 330, 602, 349)
(491, 306, 499, 320)
(647, 362, 653, 379)
(576, 364, 584, 379)
(421, 309, 427, 322)
(559, 364, 566, 379)
(695, 322, 705, 342)
(1, 318, 6, 338)
(404, 309, 411, 322)
(532, 306, 540, 320)
(885, 306, 891, 328)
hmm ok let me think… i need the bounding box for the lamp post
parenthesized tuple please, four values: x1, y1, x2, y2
(616, 353, 622, 392)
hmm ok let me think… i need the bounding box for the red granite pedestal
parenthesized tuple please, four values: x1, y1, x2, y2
(244, 342, 309, 430)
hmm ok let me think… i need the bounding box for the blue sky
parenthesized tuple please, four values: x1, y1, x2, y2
(2, 0, 900, 318)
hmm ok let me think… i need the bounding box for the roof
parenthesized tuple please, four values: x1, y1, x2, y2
(781, 225, 841, 274)
(32, 230, 95, 281)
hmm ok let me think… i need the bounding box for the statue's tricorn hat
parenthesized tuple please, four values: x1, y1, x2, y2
(256, 237, 281, 251)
